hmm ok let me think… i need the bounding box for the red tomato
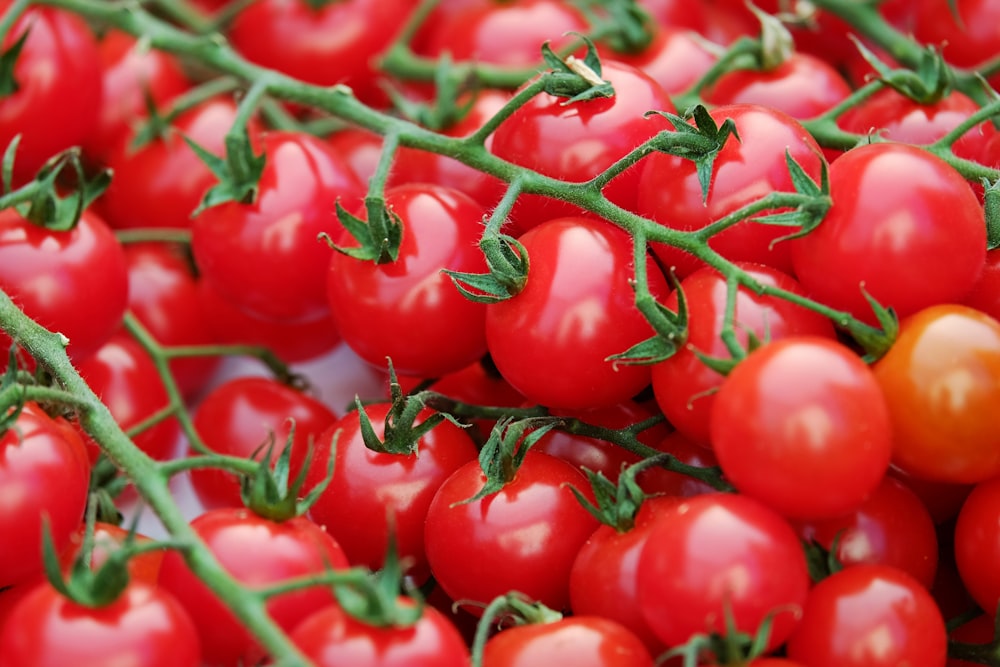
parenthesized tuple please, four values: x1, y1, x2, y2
(424, 451, 600, 613)
(888, 465, 973, 525)
(914, 0, 1000, 87)
(189, 376, 338, 509)
(193, 130, 364, 324)
(611, 26, 717, 97)
(0, 3, 101, 182)
(637, 493, 810, 651)
(0, 404, 90, 589)
(786, 565, 947, 667)
(635, 104, 826, 277)
(326, 183, 490, 377)
(873, 305, 1000, 484)
(157, 508, 349, 667)
(486, 217, 670, 410)
(483, 616, 654, 667)
(60, 521, 165, 585)
(963, 247, 1000, 323)
(955, 477, 1000, 616)
(0, 581, 201, 667)
(790, 143, 985, 325)
(491, 60, 674, 233)
(711, 337, 892, 520)
(651, 263, 835, 446)
(0, 208, 128, 363)
(290, 599, 470, 667)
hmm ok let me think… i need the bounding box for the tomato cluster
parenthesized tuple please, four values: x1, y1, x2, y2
(3, 0, 1000, 666)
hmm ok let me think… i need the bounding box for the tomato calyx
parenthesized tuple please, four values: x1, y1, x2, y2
(128, 76, 242, 152)
(852, 38, 953, 105)
(385, 55, 479, 132)
(445, 226, 529, 304)
(584, 0, 656, 55)
(751, 149, 831, 243)
(984, 179, 1000, 250)
(566, 455, 667, 533)
(470, 592, 564, 667)
(801, 535, 845, 584)
(648, 104, 741, 202)
(0, 26, 28, 97)
(540, 37, 614, 103)
(663, 600, 780, 667)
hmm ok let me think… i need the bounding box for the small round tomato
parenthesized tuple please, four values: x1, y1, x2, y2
(711, 337, 892, 520)
(963, 247, 1000, 323)
(0, 581, 201, 667)
(954, 477, 1000, 616)
(637, 493, 810, 651)
(873, 305, 1000, 484)
(483, 616, 654, 667)
(611, 26, 716, 97)
(914, 0, 1000, 87)
(786, 565, 947, 667)
(486, 217, 670, 410)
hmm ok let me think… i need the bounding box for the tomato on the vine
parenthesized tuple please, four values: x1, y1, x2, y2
(482, 616, 654, 667)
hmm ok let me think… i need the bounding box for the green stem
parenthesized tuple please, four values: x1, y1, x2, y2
(0, 0, 31, 44)
(114, 228, 193, 245)
(158, 452, 259, 477)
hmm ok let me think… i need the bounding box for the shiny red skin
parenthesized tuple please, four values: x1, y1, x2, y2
(0, 404, 90, 589)
(157, 508, 349, 667)
(0, 3, 101, 182)
(424, 451, 600, 613)
(888, 465, 973, 526)
(964, 247, 1000, 323)
(637, 493, 810, 651)
(290, 600, 470, 667)
(0, 208, 128, 363)
(189, 376, 338, 510)
(486, 217, 671, 410)
(638, 0, 706, 31)
(482, 616, 655, 667)
(76, 332, 180, 463)
(492, 61, 674, 232)
(651, 263, 835, 446)
(710, 337, 893, 520)
(955, 477, 1000, 616)
(193, 130, 364, 323)
(791, 143, 986, 325)
(635, 104, 826, 278)
(795, 476, 939, 589)
(914, 0, 1000, 87)
(305, 402, 478, 583)
(327, 183, 490, 377)
(326, 127, 384, 186)
(786, 565, 948, 667)
(613, 27, 716, 96)
(0, 582, 201, 667)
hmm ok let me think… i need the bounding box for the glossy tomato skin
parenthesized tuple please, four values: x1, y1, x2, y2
(327, 183, 490, 377)
(710, 337, 892, 520)
(189, 377, 338, 509)
(290, 599, 470, 667)
(914, 0, 1000, 87)
(0, 582, 201, 667)
(791, 143, 986, 325)
(0, 404, 90, 588)
(637, 493, 810, 651)
(635, 104, 826, 278)
(157, 508, 349, 667)
(193, 130, 364, 324)
(0, 3, 101, 182)
(963, 247, 1000, 323)
(424, 451, 600, 613)
(0, 208, 128, 363)
(491, 61, 674, 232)
(611, 26, 716, 97)
(786, 565, 947, 667)
(873, 305, 1000, 484)
(482, 616, 654, 667)
(305, 402, 478, 583)
(651, 263, 835, 446)
(486, 217, 671, 410)
(954, 477, 1000, 616)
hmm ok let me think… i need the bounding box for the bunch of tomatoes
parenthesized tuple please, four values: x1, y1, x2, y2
(2, 0, 1000, 665)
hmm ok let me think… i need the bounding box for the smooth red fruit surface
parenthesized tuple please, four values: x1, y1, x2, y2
(964, 248, 1000, 323)
(483, 616, 654, 667)
(955, 477, 1000, 616)
(613, 26, 716, 96)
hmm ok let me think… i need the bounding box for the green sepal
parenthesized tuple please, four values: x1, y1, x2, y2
(983, 178, 1000, 251)
(850, 287, 898, 363)
(0, 347, 26, 435)
(756, 150, 831, 246)
(540, 36, 614, 104)
(849, 37, 952, 105)
(14, 149, 111, 232)
(747, 1, 793, 70)
(0, 27, 29, 97)
(646, 105, 740, 203)
(445, 233, 528, 304)
(802, 533, 845, 585)
(565, 454, 672, 533)
(1, 134, 18, 193)
(584, 0, 655, 55)
(323, 197, 404, 264)
(608, 273, 688, 366)
(383, 52, 477, 132)
(186, 128, 265, 216)
(87, 454, 129, 526)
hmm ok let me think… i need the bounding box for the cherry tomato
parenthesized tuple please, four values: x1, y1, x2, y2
(786, 565, 948, 667)
(873, 305, 1000, 484)
(914, 0, 1000, 87)
(483, 616, 654, 667)
(612, 26, 717, 97)
(963, 247, 1000, 324)
(327, 183, 490, 377)
(955, 477, 1000, 616)
(60, 521, 165, 585)
(486, 217, 671, 410)
(711, 336, 892, 520)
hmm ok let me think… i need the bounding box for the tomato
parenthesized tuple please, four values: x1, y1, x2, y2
(0, 581, 201, 667)
(289, 599, 470, 667)
(59, 521, 165, 585)
(491, 60, 674, 233)
(711, 336, 892, 520)
(305, 402, 478, 584)
(786, 565, 947, 667)
(651, 263, 835, 447)
(483, 616, 654, 667)
(889, 465, 973, 525)
(486, 217, 671, 410)
(791, 143, 986, 326)
(954, 477, 1000, 616)
(189, 376, 338, 510)
(635, 104, 826, 278)
(914, 0, 1000, 87)
(963, 247, 1000, 323)
(637, 493, 810, 651)
(612, 26, 717, 96)
(227, 0, 413, 106)
(193, 130, 364, 324)
(157, 508, 349, 667)
(0, 404, 90, 589)
(638, 0, 706, 32)
(0, 3, 101, 182)
(327, 183, 490, 377)
(873, 305, 1000, 484)
(424, 450, 600, 613)
(795, 476, 938, 588)
(0, 208, 128, 363)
